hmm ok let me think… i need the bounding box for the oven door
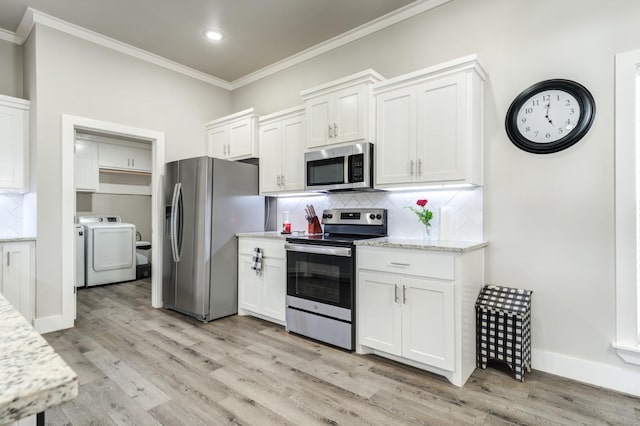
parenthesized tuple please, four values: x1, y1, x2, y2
(285, 243, 353, 310)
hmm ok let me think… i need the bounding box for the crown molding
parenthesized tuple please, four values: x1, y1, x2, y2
(9, 0, 452, 92)
(15, 8, 232, 90)
(229, 0, 452, 89)
(0, 27, 21, 44)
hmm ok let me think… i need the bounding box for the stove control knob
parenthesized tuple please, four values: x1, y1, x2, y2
(322, 214, 328, 219)
(327, 214, 333, 219)
(376, 214, 382, 220)
(369, 213, 376, 220)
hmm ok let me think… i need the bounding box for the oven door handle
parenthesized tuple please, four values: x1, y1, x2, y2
(284, 243, 351, 257)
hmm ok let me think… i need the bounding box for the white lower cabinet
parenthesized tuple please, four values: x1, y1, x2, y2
(358, 271, 454, 371)
(402, 276, 455, 370)
(0, 241, 35, 324)
(237, 237, 286, 325)
(357, 245, 484, 387)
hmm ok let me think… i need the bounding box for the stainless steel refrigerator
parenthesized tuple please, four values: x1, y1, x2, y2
(163, 156, 264, 322)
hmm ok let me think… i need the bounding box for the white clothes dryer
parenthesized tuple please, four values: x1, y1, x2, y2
(79, 216, 136, 286)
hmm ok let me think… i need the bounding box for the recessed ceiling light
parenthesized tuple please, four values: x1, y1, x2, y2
(204, 29, 224, 41)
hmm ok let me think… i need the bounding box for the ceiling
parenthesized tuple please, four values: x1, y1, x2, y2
(0, 0, 417, 83)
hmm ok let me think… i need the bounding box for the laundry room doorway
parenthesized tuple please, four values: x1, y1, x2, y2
(61, 115, 165, 327)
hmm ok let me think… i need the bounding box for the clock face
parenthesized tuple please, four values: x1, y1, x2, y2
(505, 79, 595, 154)
(516, 90, 581, 143)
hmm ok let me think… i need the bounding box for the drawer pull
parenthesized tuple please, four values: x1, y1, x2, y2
(394, 284, 399, 303)
(403, 285, 407, 304)
(390, 262, 410, 267)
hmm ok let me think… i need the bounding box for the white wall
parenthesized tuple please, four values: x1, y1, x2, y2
(76, 193, 152, 241)
(231, 0, 640, 381)
(0, 39, 22, 98)
(0, 194, 25, 236)
(30, 24, 231, 318)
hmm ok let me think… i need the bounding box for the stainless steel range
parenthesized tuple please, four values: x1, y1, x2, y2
(284, 208, 387, 350)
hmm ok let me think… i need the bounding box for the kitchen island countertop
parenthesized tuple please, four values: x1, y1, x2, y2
(0, 294, 77, 424)
(354, 237, 488, 253)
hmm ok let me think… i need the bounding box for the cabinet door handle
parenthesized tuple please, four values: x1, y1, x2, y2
(227, 144, 231, 156)
(132, 158, 135, 168)
(328, 124, 333, 138)
(223, 144, 227, 155)
(410, 160, 415, 175)
(403, 285, 407, 304)
(417, 158, 422, 175)
(127, 158, 130, 167)
(394, 284, 399, 303)
(333, 123, 338, 137)
(390, 261, 410, 267)
(6, 252, 10, 267)
(277, 175, 281, 186)
(281, 175, 286, 186)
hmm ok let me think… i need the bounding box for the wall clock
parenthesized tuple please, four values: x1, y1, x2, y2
(505, 79, 595, 154)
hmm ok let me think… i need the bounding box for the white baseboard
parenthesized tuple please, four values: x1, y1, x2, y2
(533, 349, 640, 397)
(33, 314, 73, 335)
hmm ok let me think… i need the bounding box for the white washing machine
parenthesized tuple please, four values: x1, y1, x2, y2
(79, 216, 136, 287)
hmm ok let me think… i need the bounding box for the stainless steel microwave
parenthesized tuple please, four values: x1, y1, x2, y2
(304, 142, 374, 192)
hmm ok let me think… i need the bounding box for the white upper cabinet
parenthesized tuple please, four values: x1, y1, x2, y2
(75, 139, 99, 192)
(373, 55, 486, 188)
(75, 133, 152, 195)
(208, 126, 228, 159)
(0, 95, 29, 193)
(205, 108, 259, 161)
(301, 70, 383, 149)
(98, 142, 152, 173)
(258, 106, 305, 194)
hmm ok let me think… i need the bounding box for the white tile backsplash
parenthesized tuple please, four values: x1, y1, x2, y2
(0, 194, 25, 236)
(277, 187, 483, 241)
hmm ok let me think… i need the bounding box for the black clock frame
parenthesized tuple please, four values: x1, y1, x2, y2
(505, 79, 595, 154)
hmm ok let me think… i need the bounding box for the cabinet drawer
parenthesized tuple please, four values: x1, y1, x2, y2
(238, 238, 286, 259)
(357, 246, 454, 281)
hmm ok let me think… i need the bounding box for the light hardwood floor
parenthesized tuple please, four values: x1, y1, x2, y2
(43, 280, 640, 425)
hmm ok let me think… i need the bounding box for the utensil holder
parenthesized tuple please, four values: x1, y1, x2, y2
(308, 217, 323, 235)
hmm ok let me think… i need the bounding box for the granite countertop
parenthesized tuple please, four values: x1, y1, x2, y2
(0, 294, 78, 424)
(236, 231, 289, 240)
(236, 232, 488, 252)
(0, 236, 36, 243)
(354, 237, 488, 253)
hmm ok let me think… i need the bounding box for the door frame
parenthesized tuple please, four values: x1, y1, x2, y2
(61, 114, 165, 328)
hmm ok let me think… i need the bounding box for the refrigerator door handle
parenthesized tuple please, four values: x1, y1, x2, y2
(170, 182, 181, 262)
(176, 182, 184, 258)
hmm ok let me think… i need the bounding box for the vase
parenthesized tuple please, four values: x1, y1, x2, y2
(422, 225, 432, 240)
